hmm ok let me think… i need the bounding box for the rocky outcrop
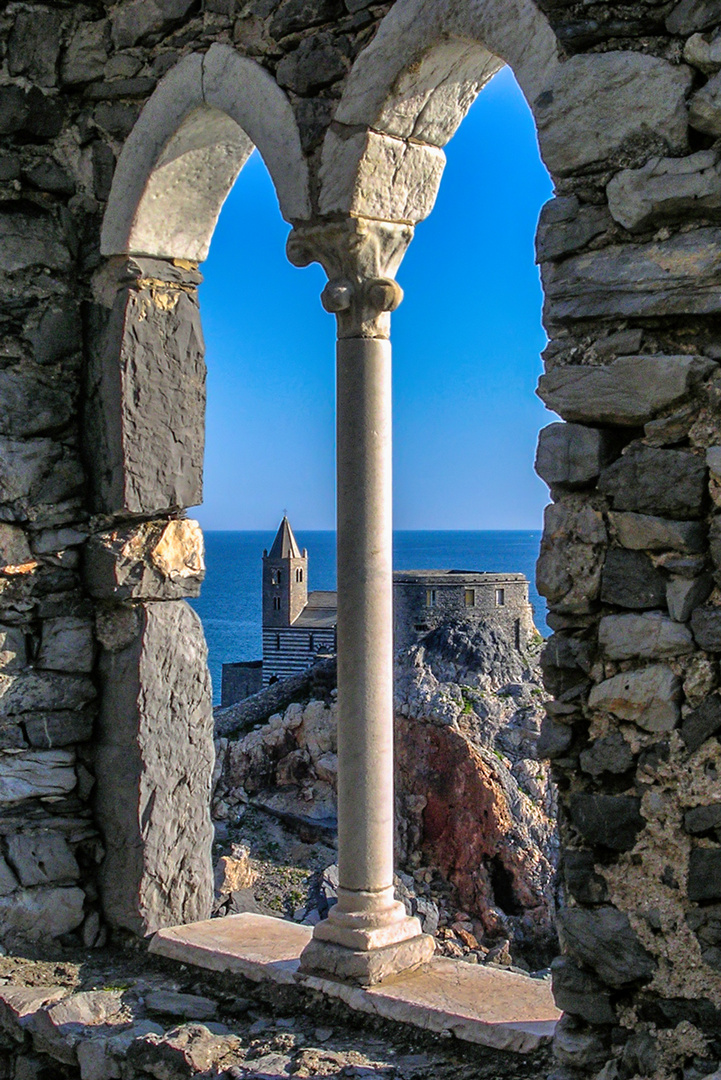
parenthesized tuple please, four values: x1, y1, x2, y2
(213, 617, 557, 969)
(393, 624, 557, 968)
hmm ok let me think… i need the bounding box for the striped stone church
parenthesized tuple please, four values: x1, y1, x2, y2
(261, 516, 337, 687)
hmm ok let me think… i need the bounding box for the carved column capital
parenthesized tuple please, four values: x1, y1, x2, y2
(287, 218, 413, 339)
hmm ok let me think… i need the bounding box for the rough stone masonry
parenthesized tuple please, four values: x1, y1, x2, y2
(3, 0, 721, 1075)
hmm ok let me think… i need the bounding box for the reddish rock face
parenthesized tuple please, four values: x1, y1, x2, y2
(395, 713, 556, 956)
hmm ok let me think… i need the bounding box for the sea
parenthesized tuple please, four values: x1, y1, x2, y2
(190, 530, 548, 705)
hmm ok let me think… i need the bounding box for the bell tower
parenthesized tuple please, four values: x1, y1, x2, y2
(262, 516, 308, 627)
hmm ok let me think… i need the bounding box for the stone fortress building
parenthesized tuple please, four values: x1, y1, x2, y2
(393, 569, 535, 652)
(4, 0, 721, 1074)
(222, 517, 535, 702)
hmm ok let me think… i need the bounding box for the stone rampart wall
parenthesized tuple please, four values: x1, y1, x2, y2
(393, 577, 535, 653)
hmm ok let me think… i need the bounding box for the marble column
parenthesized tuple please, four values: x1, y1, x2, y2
(301, 338, 433, 982)
(290, 220, 432, 984)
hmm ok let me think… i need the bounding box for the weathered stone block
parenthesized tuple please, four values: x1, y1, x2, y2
(144, 990, 217, 1020)
(0, 524, 32, 569)
(685, 803, 721, 833)
(0, 749, 76, 804)
(609, 511, 704, 553)
(535, 423, 616, 489)
(589, 665, 681, 732)
(127, 1023, 240, 1077)
(600, 549, 667, 610)
(23, 710, 94, 749)
(691, 605, 721, 651)
(667, 0, 721, 32)
(0, 886, 84, 942)
(6, 832, 79, 887)
(553, 1013, 610, 1070)
(0, 212, 71, 274)
(535, 197, 611, 262)
(271, 0, 343, 38)
(690, 71, 721, 136)
(27, 302, 82, 366)
(319, 128, 445, 223)
(537, 356, 713, 426)
(0, 437, 84, 522)
(37, 618, 94, 674)
(85, 520, 204, 601)
(569, 793, 644, 851)
(537, 501, 607, 613)
(684, 32, 721, 73)
(0, 855, 18, 896)
(542, 229, 721, 321)
(541, 634, 592, 701)
(27, 990, 126, 1064)
(681, 693, 721, 751)
(111, 0, 196, 48)
(0, 87, 64, 140)
(599, 612, 693, 659)
(7, 8, 63, 87)
(607, 151, 721, 231)
(644, 404, 698, 447)
(32, 527, 86, 557)
(0, 364, 76, 440)
(599, 445, 707, 520)
(668, 575, 713, 622)
(0, 717, 24, 750)
(538, 715, 575, 759)
(95, 601, 213, 935)
(61, 19, 109, 84)
(689, 848, 721, 901)
(557, 905, 656, 987)
(0, 985, 70, 1041)
(534, 52, 691, 176)
(551, 956, 616, 1025)
(276, 32, 348, 95)
(579, 732, 635, 777)
(563, 851, 609, 904)
(87, 279, 205, 516)
(0, 672, 95, 718)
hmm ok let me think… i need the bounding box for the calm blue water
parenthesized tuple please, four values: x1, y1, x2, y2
(190, 531, 547, 704)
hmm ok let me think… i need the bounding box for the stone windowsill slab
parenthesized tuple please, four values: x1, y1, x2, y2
(149, 912, 559, 1054)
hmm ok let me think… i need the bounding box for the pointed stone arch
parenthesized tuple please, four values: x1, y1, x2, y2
(318, 0, 691, 228)
(101, 43, 310, 262)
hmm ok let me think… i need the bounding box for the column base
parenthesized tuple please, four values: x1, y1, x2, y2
(299, 931, 435, 987)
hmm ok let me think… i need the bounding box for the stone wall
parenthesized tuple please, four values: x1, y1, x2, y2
(3, 0, 721, 1076)
(393, 573, 535, 653)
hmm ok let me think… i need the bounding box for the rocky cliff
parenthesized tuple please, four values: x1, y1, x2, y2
(393, 621, 557, 968)
(212, 616, 557, 970)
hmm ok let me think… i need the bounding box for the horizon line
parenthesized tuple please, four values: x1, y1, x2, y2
(198, 526, 544, 533)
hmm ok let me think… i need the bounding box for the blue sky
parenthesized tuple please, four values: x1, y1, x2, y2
(197, 65, 554, 532)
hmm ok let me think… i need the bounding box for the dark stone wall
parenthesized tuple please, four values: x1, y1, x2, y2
(2, 1, 721, 1076)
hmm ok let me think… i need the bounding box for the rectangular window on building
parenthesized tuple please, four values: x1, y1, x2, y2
(426, 588, 437, 608)
(273, 597, 281, 611)
(464, 588, 475, 607)
(495, 588, 505, 606)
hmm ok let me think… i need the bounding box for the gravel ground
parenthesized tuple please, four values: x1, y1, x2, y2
(0, 943, 553, 1079)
